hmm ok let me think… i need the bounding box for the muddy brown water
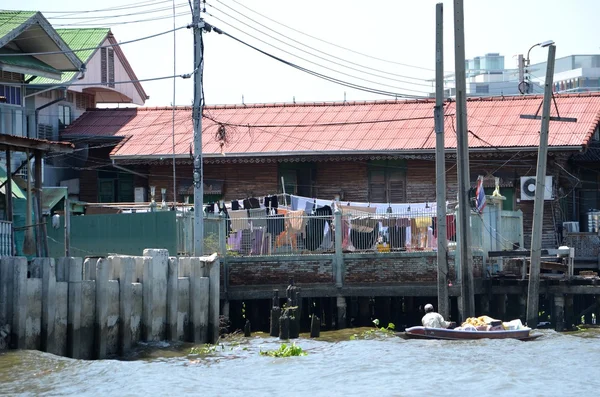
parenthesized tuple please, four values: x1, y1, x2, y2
(1, 328, 599, 396)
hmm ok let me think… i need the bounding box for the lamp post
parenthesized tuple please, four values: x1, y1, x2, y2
(522, 40, 555, 94)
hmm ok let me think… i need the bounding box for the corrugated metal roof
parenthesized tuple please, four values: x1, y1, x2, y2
(62, 93, 600, 159)
(0, 47, 60, 74)
(0, 10, 36, 40)
(28, 28, 109, 85)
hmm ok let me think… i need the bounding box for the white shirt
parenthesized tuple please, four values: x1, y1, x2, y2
(422, 312, 451, 328)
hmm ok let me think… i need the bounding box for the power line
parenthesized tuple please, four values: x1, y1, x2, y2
(225, 0, 438, 73)
(207, 22, 429, 99)
(46, 3, 189, 20)
(0, 25, 187, 58)
(207, 1, 433, 86)
(39, 0, 173, 16)
(50, 10, 191, 27)
(205, 15, 432, 95)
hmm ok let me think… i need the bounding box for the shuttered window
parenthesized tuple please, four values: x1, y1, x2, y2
(107, 48, 115, 88)
(101, 48, 107, 85)
(368, 160, 407, 203)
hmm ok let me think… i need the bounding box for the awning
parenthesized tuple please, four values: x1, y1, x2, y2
(0, 166, 25, 199)
(42, 187, 67, 215)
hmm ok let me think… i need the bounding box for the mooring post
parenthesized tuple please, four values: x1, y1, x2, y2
(190, 257, 209, 343)
(554, 294, 565, 332)
(270, 289, 281, 337)
(244, 319, 251, 337)
(279, 310, 290, 340)
(310, 314, 320, 338)
(336, 296, 347, 330)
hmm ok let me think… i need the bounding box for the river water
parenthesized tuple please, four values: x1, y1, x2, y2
(1, 328, 599, 396)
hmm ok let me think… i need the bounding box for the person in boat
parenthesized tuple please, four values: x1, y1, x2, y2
(421, 304, 456, 329)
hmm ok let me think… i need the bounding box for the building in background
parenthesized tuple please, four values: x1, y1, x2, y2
(528, 54, 600, 94)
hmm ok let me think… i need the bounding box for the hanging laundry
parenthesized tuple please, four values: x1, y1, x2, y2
(267, 214, 285, 237)
(229, 210, 250, 232)
(248, 208, 267, 228)
(243, 197, 260, 209)
(231, 200, 240, 211)
(432, 215, 457, 240)
(304, 205, 332, 251)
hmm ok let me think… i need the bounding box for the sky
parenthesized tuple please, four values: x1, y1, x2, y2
(11, 0, 600, 107)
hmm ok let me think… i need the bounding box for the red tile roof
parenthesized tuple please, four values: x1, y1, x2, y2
(62, 93, 600, 160)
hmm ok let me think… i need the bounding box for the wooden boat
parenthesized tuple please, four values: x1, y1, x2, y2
(400, 326, 542, 341)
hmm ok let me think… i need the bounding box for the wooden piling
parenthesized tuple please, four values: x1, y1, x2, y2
(310, 314, 320, 338)
(279, 311, 290, 340)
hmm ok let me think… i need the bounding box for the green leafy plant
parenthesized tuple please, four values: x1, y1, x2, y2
(350, 319, 396, 340)
(189, 344, 224, 355)
(260, 342, 307, 357)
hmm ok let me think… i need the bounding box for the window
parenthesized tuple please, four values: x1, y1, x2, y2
(0, 106, 25, 136)
(0, 85, 22, 105)
(39, 90, 53, 99)
(475, 84, 490, 94)
(38, 124, 53, 140)
(100, 47, 115, 87)
(76, 93, 93, 110)
(97, 170, 134, 203)
(58, 105, 71, 130)
(368, 160, 406, 203)
(278, 162, 316, 197)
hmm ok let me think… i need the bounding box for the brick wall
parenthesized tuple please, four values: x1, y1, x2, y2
(315, 161, 369, 202)
(147, 162, 278, 202)
(227, 257, 335, 286)
(226, 253, 483, 286)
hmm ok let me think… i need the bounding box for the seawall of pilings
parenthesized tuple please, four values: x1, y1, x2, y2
(0, 249, 220, 359)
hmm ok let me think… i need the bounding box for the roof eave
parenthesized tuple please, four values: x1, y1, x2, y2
(109, 145, 585, 162)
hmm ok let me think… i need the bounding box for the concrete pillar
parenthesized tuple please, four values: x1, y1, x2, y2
(206, 254, 220, 344)
(358, 297, 371, 326)
(0, 257, 13, 328)
(41, 258, 56, 354)
(565, 294, 574, 330)
(83, 257, 98, 280)
(336, 296, 347, 329)
(142, 249, 169, 341)
(95, 258, 110, 359)
(167, 257, 179, 341)
(334, 209, 344, 288)
(554, 294, 565, 332)
(119, 257, 135, 355)
(190, 273, 209, 343)
(496, 294, 506, 320)
(519, 294, 527, 323)
(480, 294, 490, 315)
(67, 257, 83, 359)
(7, 258, 26, 349)
(56, 257, 71, 282)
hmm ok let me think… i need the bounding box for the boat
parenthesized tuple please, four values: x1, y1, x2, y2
(400, 326, 542, 341)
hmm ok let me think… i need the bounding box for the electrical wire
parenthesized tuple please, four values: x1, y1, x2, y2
(207, 1, 433, 86)
(0, 25, 188, 57)
(50, 10, 191, 27)
(46, 3, 189, 20)
(208, 22, 429, 99)
(40, 0, 173, 17)
(225, 0, 438, 73)
(205, 15, 432, 95)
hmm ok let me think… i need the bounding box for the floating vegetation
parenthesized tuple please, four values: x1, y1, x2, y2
(189, 344, 224, 355)
(350, 319, 396, 340)
(260, 343, 307, 358)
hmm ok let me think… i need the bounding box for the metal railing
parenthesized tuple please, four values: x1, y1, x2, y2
(174, 207, 517, 257)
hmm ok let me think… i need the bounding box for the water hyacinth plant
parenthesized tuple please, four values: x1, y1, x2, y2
(260, 342, 307, 357)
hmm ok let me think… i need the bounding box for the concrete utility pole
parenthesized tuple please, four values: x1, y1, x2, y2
(192, 0, 204, 256)
(453, 0, 475, 320)
(435, 2, 449, 319)
(517, 54, 525, 94)
(526, 44, 556, 329)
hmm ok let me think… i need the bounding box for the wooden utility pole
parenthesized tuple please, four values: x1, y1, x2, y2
(435, 2, 449, 319)
(453, 0, 475, 320)
(526, 45, 556, 328)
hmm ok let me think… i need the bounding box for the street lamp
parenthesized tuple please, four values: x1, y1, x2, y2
(522, 40, 555, 94)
